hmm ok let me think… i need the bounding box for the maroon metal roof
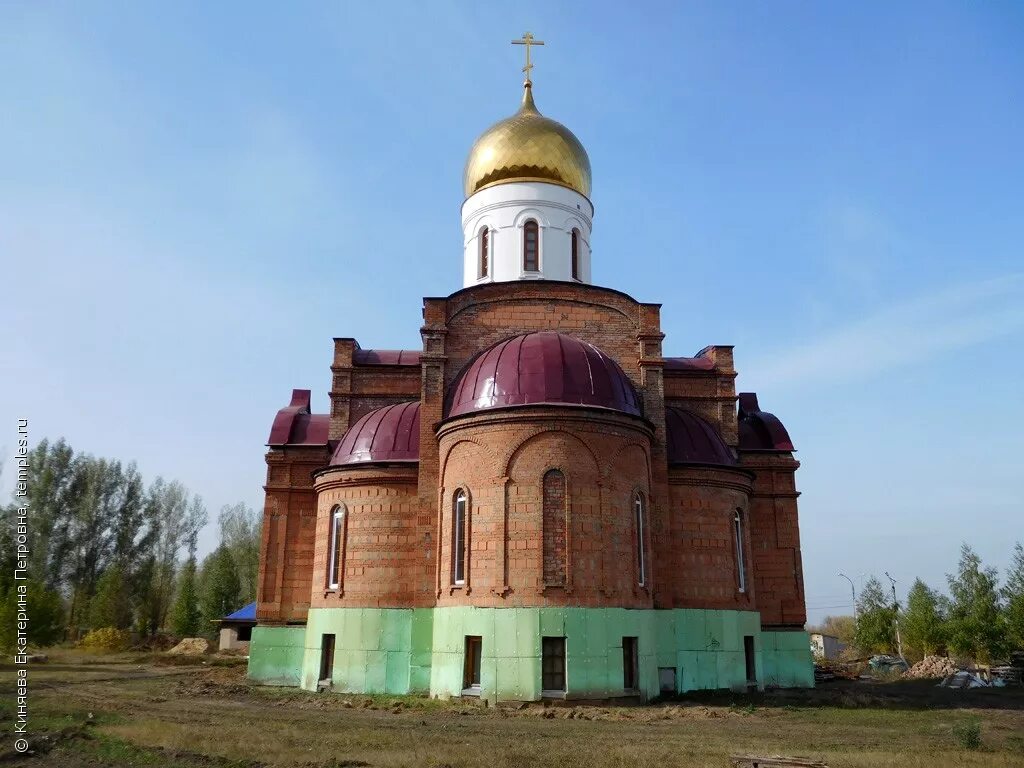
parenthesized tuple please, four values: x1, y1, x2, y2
(268, 389, 331, 447)
(353, 349, 421, 366)
(664, 356, 716, 372)
(737, 392, 795, 451)
(447, 332, 641, 418)
(288, 414, 330, 445)
(330, 401, 421, 466)
(665, 407, 736, 466)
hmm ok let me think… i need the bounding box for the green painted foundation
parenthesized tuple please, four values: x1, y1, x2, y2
(247, 625, 306, 686)
(250, 607, 813, 700)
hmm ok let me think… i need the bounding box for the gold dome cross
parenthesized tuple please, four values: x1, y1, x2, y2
(512, 32, 544, 84)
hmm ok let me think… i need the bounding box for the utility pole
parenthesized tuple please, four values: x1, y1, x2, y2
(839, 573, 857, 620)
(885, 571, 904, 659)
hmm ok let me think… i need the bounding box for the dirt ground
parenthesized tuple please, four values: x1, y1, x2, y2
(2, 652, 1023, 768)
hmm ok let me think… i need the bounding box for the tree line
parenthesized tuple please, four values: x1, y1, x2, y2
(0, 439, 261, 649)
(814, 543, 1024, 663)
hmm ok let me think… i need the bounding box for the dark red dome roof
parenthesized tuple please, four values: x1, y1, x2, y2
(447, 332, 641, 418)
(666, 407, 736, 466)
(737, 393, 794, 451)
(330, 401, 420, 466)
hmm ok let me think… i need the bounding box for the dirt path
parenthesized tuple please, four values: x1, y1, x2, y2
(3, 659, 1023, 768)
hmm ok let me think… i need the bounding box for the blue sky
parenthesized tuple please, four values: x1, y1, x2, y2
(2, 2, 1021, 622)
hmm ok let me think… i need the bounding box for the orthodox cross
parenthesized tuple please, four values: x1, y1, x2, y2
(512, 32, 545, 84)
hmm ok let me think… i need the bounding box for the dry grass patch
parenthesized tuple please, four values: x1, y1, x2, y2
(3, 659, 1024, 768)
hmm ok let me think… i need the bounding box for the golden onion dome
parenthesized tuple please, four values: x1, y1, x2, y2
(463, 83, 592, 199)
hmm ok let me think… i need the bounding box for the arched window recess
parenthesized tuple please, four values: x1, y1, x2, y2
(523, 219, 539, 272)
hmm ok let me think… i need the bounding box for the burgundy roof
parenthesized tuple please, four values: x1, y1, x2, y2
(353, 349, 421, 366)
(268, 389, 330, 446)
(665, 408, 736, 466)
(330, 401, 420, 466)
(447, 332, 641, 418)
(664, 356, 716, 372)
(737, 392, 795, 451)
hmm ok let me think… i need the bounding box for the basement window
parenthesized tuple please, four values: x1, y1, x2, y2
(542, 636, 566, 694)
(463, 636, 482, 694)
(623, 636, 639, 691)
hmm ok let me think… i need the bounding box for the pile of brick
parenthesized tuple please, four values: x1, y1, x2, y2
(906, 655, 958, 679)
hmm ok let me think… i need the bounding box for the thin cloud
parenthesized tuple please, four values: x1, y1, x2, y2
(747, 274, 1024, 387)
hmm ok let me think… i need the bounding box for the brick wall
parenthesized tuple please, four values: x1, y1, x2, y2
(435, 407, 655, 608)
(310, 465, 433, 608)
(431, 281, 658, 394)
(329, 338, 421, 440)
(663, 346, 738, 446)
(660, 467, 755, 611)
(257, 445, 328, 624)
(257, 281, 808, 629)
(740, 452, 806, 628)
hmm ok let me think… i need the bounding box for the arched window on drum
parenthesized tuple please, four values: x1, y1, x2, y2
(327, 504, 346, 590)
(478, 227, 490, 279)
(453, 490, 468, 585)
(570, 228, 580, 280)
(634, 493, 647, 587)
(523, 219, 539, 272)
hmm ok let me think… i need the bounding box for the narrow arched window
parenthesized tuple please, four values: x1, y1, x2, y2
(542, 470, 567, 586)
(523, 220, 539, 272)
(734, 509, 747, 593)
(571, 229, 580, 280)
(634, 494, 646, 587)
(478, 227, 489, 278)
(327, 505, 345, 589)
(453, 490, 467, 585)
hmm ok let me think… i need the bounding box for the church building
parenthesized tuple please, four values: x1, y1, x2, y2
(248, 37, 814, 702)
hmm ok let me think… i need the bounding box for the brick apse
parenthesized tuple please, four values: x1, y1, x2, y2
(247, 75, 814, 702)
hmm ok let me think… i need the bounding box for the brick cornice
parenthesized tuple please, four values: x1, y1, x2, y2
(313, 465, 419, 491)
(436, 404, 655, 441)
(748, 491, 801, 500)
(429, 279, 660, 318)
(262, 483, 319, 493)
(667, 466, 754, 494)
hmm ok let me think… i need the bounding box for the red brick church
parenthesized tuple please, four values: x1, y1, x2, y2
(248, 43, 813, 701)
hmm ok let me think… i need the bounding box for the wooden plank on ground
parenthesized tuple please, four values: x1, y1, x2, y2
(730, 756, 829, 768)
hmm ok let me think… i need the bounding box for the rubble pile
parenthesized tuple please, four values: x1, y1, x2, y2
(906, 655, 959, 679)
(939, 670, 991, 689)
(167, 637, 212, 655)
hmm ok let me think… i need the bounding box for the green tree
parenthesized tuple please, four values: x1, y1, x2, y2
(139, 482, 206, 635)
(89, 564, 133, 629)
(813, 615, 856, 646)
(200, 545, 241, 633)
(171, 557, 202, 637)
(854, 576, 897, 654)
(109, 462, 157, 629)
(1002, 542, 1024, 652)
(946, 544, 1005, 663)
(0, 580, 64, 651)
(218, 503, 261, 604)
(62, 458, 126, 632)
(900, 578, 947, 661)
(23, 439, 77, 590)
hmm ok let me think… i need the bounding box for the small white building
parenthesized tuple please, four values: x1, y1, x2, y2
(217, 601, 256, 652)
(809, 633, 847, 660)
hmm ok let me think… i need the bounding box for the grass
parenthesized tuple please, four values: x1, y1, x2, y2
(2, 657, 1024, 767)
(952, 719, 984, 750)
